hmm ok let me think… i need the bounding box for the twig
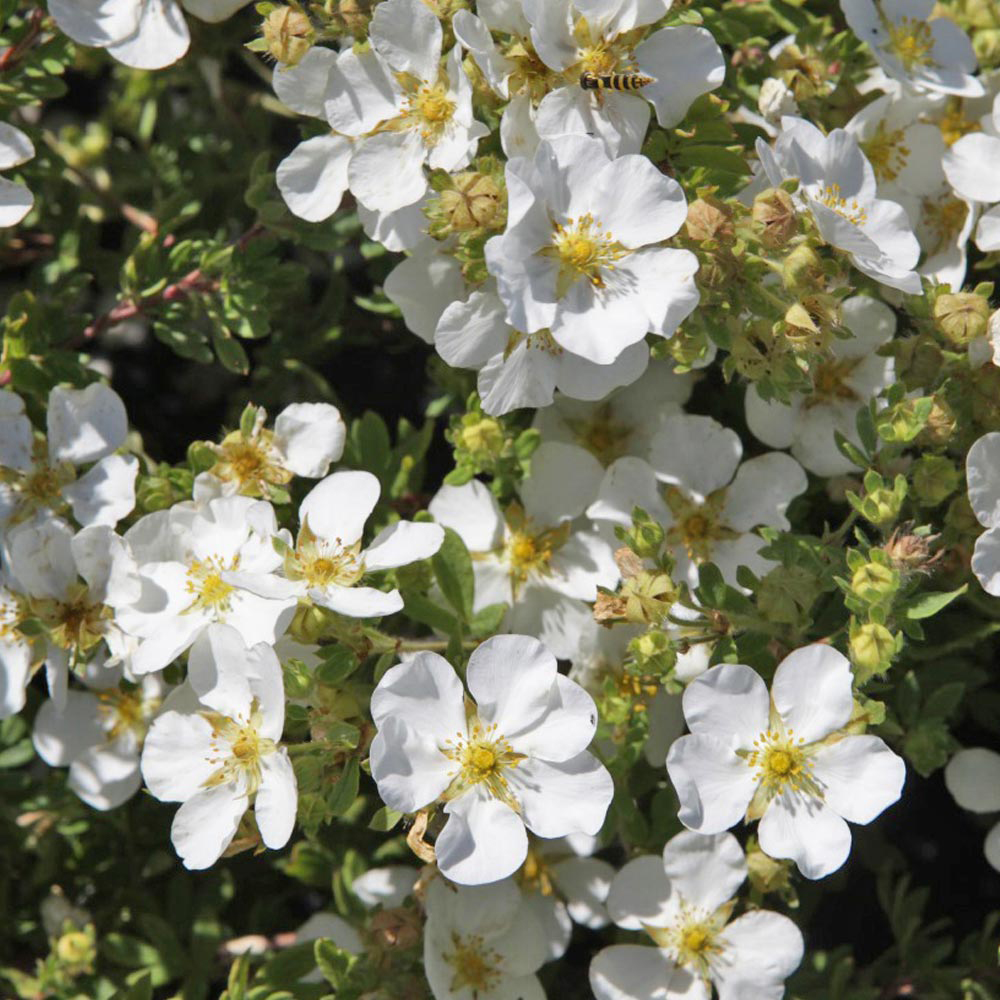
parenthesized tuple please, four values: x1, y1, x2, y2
(0, 8, 45, 75)
(82, 224, 265, 340)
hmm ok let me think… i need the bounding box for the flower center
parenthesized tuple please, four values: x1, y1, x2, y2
(566, 405, 631, 465)
(203, 702, 275, 794)
(885, 16, 935, 70)
(938, 103, 979, 146)
(743, 727, 821, 799)
(446, 933, 502, 993)
(861, 125, 910, 183)
(503, 517, 570, 595)
(520, 845, 555, 896)
(290, 537, 364, 590)
(921, 194, 968, 254)
(407, 82, 455, 142)
(645, 901, 725, 976)
(664, 488, 735, 562)
(545, 213, 627, 296)
(814, 182, 868, 226)
(185, 555, 237, 616)
(442, 719, 525, 809)
(99, 688, 155, 743)
(809, 358, 858, 403)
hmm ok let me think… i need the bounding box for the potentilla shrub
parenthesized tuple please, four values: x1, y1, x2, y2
(1, 1, 1000, 998)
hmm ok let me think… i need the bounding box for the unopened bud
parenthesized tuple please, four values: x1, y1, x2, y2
(746, 842, 795, 898)
(459, 416, 505, 456)
(919, 397, 957, 447)
(850, 560, 899, 604)
(781, 244, 823, 292)
(753, 187, 797, 248)
(264, 7, 314, 66)
(850, 621, 897, 681)
(933, 291, 990, 346)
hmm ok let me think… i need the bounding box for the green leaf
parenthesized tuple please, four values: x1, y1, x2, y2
(922, 681, 966, 721)
(314, 939, 355, 988)
(468, 602, 508, 638)
(432, 528, 474, 621)
(212, 329, 251, 375)
(369, 805, 402, 832)
(401, 591, 460, 635)
(901, 584, 967, 620)
(327, 757, 360, 817)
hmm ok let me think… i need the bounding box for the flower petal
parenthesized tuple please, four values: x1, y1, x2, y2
(255, 749, 297, 849)
(274, 402, 346, 477)
(681, 663, 770, 748)
(666, 733, 758, 835)
(436, 791, 528, 885)
(757, 792, 852, 880)
(715, 910, 805, 1000)
(363, 520, 444, 571)
(68, 745, 142, 811)
(47, 384, 128, 465)
(590, 945, 706, 1000)
(661, 830, 746, 914)
(514, 751, 614, 838)
(369, 715, 455, 813)
(310, 583, 403, 618)
(771, 645, 854, 744)
(299, 470, 380, 546)
(812, 735, 905, 824)
(649, 414, 742, 500)
(967, 433, 1000, 528)
(171, 783, 247, 870)
(606, 854, 673, 930)
(945, 748, 1000, 814)
(140, 707, 217, 802)
(276, 134, 352, 223)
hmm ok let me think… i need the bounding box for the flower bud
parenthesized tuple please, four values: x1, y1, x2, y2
(55, 929, 95, 972)
(911, 455, 959, 505)
(781, 244, 823, 292)
(746, 842, 795, 899)
(629, 629, 677, 677)
(918, 397, 957, 447)
(933, 291, 990, 346)
(850, 621, 897, 682)
(337, 0, 371, 36)
(850, 560, 899, 604)
(752, 187, 797, 248)
(458, 415, 505, 457)
(432, 171, 503, 235)
(263, 6, 314, 66)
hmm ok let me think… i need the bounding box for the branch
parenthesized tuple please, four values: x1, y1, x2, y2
(0, 8, 45, 75)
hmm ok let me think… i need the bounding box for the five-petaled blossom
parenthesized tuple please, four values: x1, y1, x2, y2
(222, 469, 445, 618)
(666, 644, 906, 879)
(369, 634, 614, 885)
(592, 830, 804, 1000)
(755, 116, 922, 293)
(140, 624, 296, 870)
(485, 134, 699, 365)
(424, 875, 551, 1000)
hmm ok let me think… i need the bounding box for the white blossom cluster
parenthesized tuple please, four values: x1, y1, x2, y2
(6, 0, 1000, 998)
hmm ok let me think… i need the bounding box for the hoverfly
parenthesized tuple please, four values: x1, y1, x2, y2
(579, 70, 656, 93)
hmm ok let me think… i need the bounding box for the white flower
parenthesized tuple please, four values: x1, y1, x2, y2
(116, 496, 297, 675)
(48, 0, 251, 71)
(944, 748, 1000, 872)
(0, 384, 138, 530)
(369, 634, 613, 885)
(485, 134, 699, 365)
(4, 516, 141, 709)
(222, 470, 444, 619)
(588, 414, 808, 590)
(745, 296, 896, 476)
(140, 624, 296, 870)
(32, 670, 167, 810)
(435, 284, 650, 416)
(192, 401, 346, 502)
(423, 875, 550, 1000)
(0, 572, 32, 719)
(0, 122, 34, 227)
(592, 830, 804, 1000)
(963, 432, 1000, 595)
(844, 92, 974, 287)
(523, 0, 726, 156)
(841, 0, 984, 98)
(755, 116, 922, 293)
(429, 442, 618, 658)
(666, 645, 906, 879)
(532, 362, 694, 467)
